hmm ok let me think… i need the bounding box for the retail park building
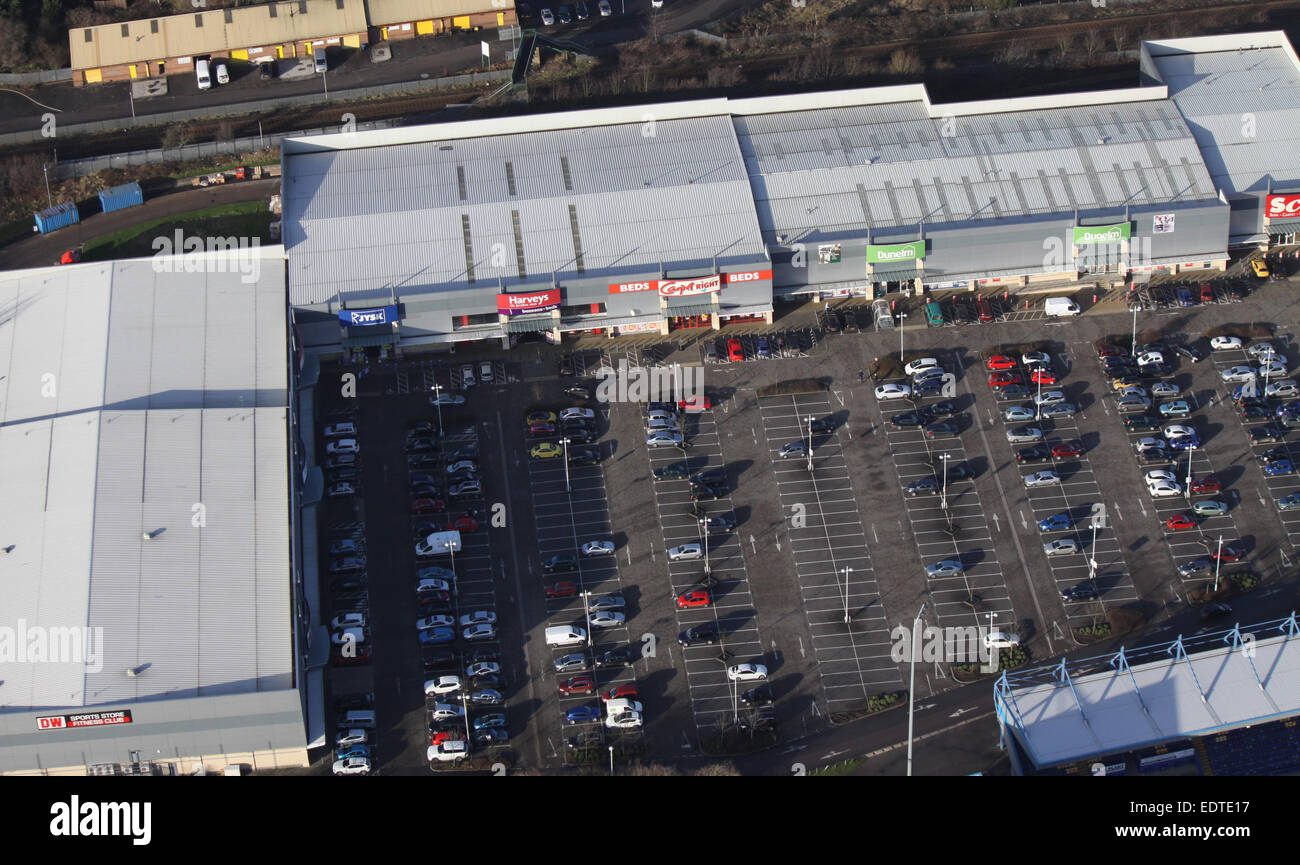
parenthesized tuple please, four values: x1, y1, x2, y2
(2, 31, 1299, 775)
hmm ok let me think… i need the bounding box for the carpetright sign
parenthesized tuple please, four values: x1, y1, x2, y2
(866, 241, 925, 264)
(1073, 223, 1132, 244)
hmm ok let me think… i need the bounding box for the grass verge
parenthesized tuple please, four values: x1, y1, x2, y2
(81, 200, 271, 262)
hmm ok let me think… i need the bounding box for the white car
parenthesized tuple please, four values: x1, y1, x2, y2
(459, 611, 497, 627)
(1259, 360, 1288, 379)
(462, 623, 497, 642)
(429, 703, 464, 721)
(424, 675, 462, 696)
(1145, 469, 1177, 486)
(668, 543, 704, 561)
(540, 7, 555, 24)
(1043, 538, 1078, 557)
(904, 358, 940, 376)
(581, 540, 616, 556)
(460, 364, 476, 387)
(1034, 390, 1066, 406)
(874, 383, 912, 401)
(1133, 437, 1165, 453)
(589, 611, 626, 629)
(428, 740, 470, 762)
(727, 663, 769, 682)
(1024, 471, 1060, 488)
(984, 630, 1020, 649)
(1247, 342, 1278, 359)
(1021, 351, 1051, 367)
(588, 594, 626, 612)
(605, 698, 643, 716)
(1136, 351, 1164, 366)
(326, 438, 359, 454)
(431, 393, 466, 406)
(336, 728, 368, 747)
(1220, 365, 1257, 383)
(1266, 380, 1299, 399)
(606, 710, 643, 729)
(560, 407, 595, 422)
(329, 612, 365, 630)
(646, 431, 684, 447)
(1210, 336, 1243, 351)
(598, 0, 612, 14)
(925, 560, 964, 578)
(446, 460, 478, 475)
(1148, 480, 1183, 498)
(1150, 382, 1180, 398)
(1006, 427, 1044, 443)
(1117, 386, 1147, 400)
(416, 577, 452, 594)
(333, 757, 371, 775)
(479, 360, 494, 384)
(1162, 424, 1194, 440)
(651, 0, 663, 7)
(449, 479, 482, 497)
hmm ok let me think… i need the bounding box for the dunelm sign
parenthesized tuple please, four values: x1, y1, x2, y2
(1073, 223, 1131, 244)
(339, 305, 399, 326)
(866, 241, 925, 265)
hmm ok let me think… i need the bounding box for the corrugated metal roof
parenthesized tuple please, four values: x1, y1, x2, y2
(0, 252, 290, 711)
(70, 0, 368, 71)
(1151, 46, 1300, 194)
(368, 0, 510, 26)
(739, 99, 1217, 241)
(285, 116, 768, 305)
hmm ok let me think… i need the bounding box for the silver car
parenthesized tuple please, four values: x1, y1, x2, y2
(1024, 471, 1061, 488)
(1043, 538, 1079, 557)
(925, 560, 964, 578)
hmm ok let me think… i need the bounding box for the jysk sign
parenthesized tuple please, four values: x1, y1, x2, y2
(36, 710, 133, 730)
(497, 289, 561, 316)
(1266, 194, 1300, 219)
(1073, 223, 1131, 244)
(866, 241, 925, 264)
(339, 305, 398, 326)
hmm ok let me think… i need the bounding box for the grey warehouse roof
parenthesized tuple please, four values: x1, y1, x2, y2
(0, 251, 292, 712)
(738, 99, 1217, 244)
(1145, 33, 1300, 194)
(283, 116, 768, 306)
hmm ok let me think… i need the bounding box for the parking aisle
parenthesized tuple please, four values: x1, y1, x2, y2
(758, 393, 903, 711)
(644, 406, 770, 734)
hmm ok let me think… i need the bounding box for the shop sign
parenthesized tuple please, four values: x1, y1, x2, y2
(866, 241, 924, 264)
(724, 269, 773, 283)
(608, 281, 657, 294)
(818, 244, 841, 264)
(497, 289, 561, 316)
(37, 710, 133, 730)
(618, 322, 661, 334)
(339, 305, 398, 326)
(1266, 194, 1300, 218)
(1153, 213, 1175, 234)
(658, 275, 721, 297)
(1073, 223, 1131, 244)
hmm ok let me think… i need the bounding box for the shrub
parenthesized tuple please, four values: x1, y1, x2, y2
(1107, 606, 1145, 636)
(1229, 570, 1260, 593)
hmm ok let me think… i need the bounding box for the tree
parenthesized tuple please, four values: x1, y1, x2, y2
(0, 17, 29, 71)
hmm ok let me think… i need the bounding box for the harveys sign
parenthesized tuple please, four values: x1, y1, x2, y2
(607, 271, 772, 296)
(1266, 194, 1300, 219)
(497, 289, 561, 316)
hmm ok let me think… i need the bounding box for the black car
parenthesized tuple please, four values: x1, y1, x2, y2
(564, 429, 598, 445)
(1138, 342, 1168, 355)
(739, 685, 773, 706)
(563, 417, 597, 431)
(542, 554, 578, 573)
(1137, 449, 1173, 465)
(1123, 415, 1161, 432)
(1249, 425, 1284, 443)
(702, 514, 737, 532)
(999, 384, 1032, 400)
(574, 0, 589, 19)
(1015, 446, 1050, 463)
(913, 379, 945, 397)
(809, 418, 836, 433)
(469, 674, 504, 690)
(568, 448, 601, 466)
(408, 453, 440, 469)
(556, 5, 572, 23)
(593, 646, 633, 668)
(890, 411, 928, 428)
(564, 386, 591, 399)
(647, 401, 678, 415)
(421, 647, 458, 671)
(843, 312, 860, 334)
(678, 623, 719, 646)
(690, 484, 725, 502)
(654, 462, 692, 480)
(404, 437, 436, 453)
(329, 577, 368, 592)
(449, 445, 480, 461)
(1061, 582, 1100, 602)
(1175, 344, 1205, 363)
(334, 692, 373, 710)
(408, 420, 436, 436)
(925, 401, 958, 418)
(1239, 404, 1271, 420)
(328, 467, 358, 483)
(1200, 602, 1233, 621)
(924, 421, 959, 438)
(943, 463, 975, 481)
(409, 483, 441, 499)
(466, 648, 500, 664)
(905, 477, 940, 496)
(691, 468, 727, 486)
(474, 728, 509, 746)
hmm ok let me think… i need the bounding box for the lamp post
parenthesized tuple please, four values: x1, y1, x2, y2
(1088, 520, 1099, 584)
(1184, 445, 1195, 500)
(1129, 305, 1140, 359)
(1213, 536, 1223, 592)
(838, 566, 852, 624)
(430, 382, 445, 437)
(906, 601, 926, 777)
(899, 312, 908, 362)
(560, 436, 572, 493)
(699, 518, 711, 576)
(939, 453, 951, 511)
(461, 691, 471, 745)
(804, 414, 815, 473)
(608, 745, 615, 776)
(581, 590, 594, 648)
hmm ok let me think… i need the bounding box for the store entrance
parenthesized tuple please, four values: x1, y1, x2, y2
(668, 314, 711, 331)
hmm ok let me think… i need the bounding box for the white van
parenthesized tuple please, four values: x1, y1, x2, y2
(545, 625, 587, 647)
(195, 58, 212, 90)
(341, 709, 376, 729)
(324, 422, 357, 438)
(1044, 297, 1080, 317)
(215, 62, 229, 85)
(314, 50, 328, 73)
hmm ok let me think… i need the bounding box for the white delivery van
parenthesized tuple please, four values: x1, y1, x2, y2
(545, 625, 588, 647)
(215, 62, 229, 85)
(1044, 297, 1081, 317)
(341, 710, 376, 729)
(195, 58, 212, 90)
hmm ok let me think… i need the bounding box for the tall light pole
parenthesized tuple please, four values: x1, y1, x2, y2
(899, 312, 908, 362)
(430, 382, 445, 437)
(838, 566, 852, 624)
(1184, 445, 1195, 500)
(906, 601, 926, 777)
(1129, 305, 1140, 358)
(698, 518, 711, 576)
(1088, 520, 1099, 584)
(43, 164, 52, 209)
(461, 690, 471, 745)
(560, 436, 572, 493)
(939, 453, 951, 511)
(581, 590, 594, 648)
(804, 414, 815, 473)
(608, 745, 615, 775)
(1213, 536, 1223, 592)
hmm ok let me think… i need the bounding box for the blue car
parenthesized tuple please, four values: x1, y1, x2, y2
(472, 713, 507, 731)
(1168, 435, 1200, 450)
(1158, 400, 1191, 417)
(564, 705, 601, 725)
(336, 744, 371, 760)
(1176, 286, 1196, 307)
(913, 379, 945, 397)
(1264, 459, 1294, 477)
(1038, 513, 1073, 532)
(1279, 493, 1300, 511)
(418, 627, 456, 645)
(756, 338, 771, 359)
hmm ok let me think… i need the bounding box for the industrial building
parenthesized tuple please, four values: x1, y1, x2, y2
(0, 250, 315, 775)
(68, 0, 515, 86)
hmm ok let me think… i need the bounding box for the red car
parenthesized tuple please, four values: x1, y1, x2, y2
(727, 338, 744, 363)
(985, 354, 1017, 371)
(601, 684, 638, 702)
(676, 589, 711, 609)
(1190, 476, 1222, 494)
(558, 675, 595, 695)
(528, 421, 557, 437)
(410, 497, 447, 514)
(679, 396, 712, 413)
(1030, 370, 1058, 385)
(1097, 344, 1124, 360)
(447, 516, 479, 533)
(989, 372, 1022, 388)
(1050, 441, 1082, 459)
(1210, 543, 1244, 563)
(545, 580, 578, 598)
(430, 730, 463, 746)
(1165, 513, 1197, 531)
(331, 644, 373, 666)
(419, 591, 452, 606)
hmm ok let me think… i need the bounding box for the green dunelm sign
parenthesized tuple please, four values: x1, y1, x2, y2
(866, 240, 925, 264)
(1073, 223, 1131, 244)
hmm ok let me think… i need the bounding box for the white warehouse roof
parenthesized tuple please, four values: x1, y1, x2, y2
(0, 251, 292, 710)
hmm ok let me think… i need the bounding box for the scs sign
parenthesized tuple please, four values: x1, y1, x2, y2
(1266, 194, 1300, 219)
(497, 289, 561, 316)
